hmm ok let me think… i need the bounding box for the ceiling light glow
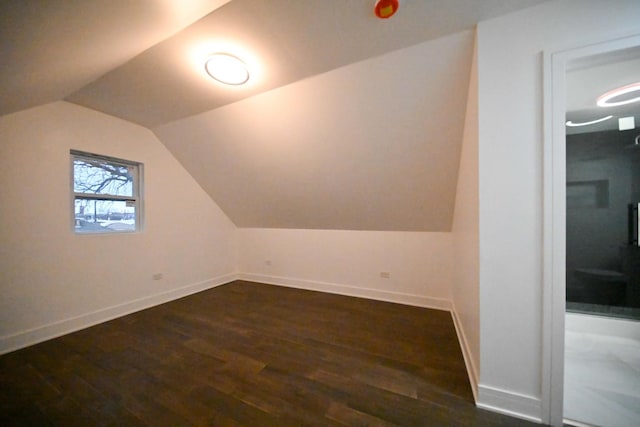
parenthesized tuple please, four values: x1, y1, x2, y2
(205, 53, 249, 85)
(566, 115, 613, 127)
(597, 82, 640, 107)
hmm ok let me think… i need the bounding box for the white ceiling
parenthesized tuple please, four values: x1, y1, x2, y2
(2, 0, 548, 128)
(69, 0, 549, 127)
(1, 0, 551, 231)
(0, 0, 232, 117)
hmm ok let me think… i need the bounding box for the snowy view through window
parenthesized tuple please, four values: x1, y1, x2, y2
(72, 152, 140, 233)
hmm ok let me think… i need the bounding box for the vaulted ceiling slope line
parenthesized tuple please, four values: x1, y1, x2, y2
(0, 0, 549, 233)
(153, 30, 476, 232)
(63, 0, 548, 128)
(0, 0, 232, 117)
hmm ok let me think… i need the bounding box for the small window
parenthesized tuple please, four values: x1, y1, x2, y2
(71, 150, 143, 234)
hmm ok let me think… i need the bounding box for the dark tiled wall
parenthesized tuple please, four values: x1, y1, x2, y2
(566, 129, 640, 309)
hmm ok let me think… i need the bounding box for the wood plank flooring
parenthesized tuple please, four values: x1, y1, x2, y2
(1, 281, 539, 426)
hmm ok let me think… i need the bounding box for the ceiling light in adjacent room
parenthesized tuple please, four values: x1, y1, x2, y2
(619, 116, 636, 131)
(597, 82, 640, 107)
(205, 53, 249, 85)
(565, 115, 613, 127)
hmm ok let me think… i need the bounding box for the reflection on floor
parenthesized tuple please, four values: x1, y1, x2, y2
(564, 321, 640, 426)
(567, 302, 640, 321)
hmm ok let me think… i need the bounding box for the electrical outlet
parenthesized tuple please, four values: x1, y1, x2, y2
(380, 272, 391, 279)
(152, 273, 163, 280)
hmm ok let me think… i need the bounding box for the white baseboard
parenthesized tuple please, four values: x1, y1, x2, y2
(237, 272, 452, 311)
(0, 273, 238, 355)
(477, 384, 542, 423)
(450, 304, 479, 402)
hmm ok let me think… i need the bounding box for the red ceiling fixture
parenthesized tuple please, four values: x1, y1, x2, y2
(374, 0, 399, 19)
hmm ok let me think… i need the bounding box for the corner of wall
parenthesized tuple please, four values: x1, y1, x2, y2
(0, 102, 239, 355)
(450, 303, 479, 401)
(450, 29, 481, 401)
(0, 273, 237, 355)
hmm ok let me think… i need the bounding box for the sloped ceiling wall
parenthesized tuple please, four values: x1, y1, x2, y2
(0, 0, 232, 116)
(62, 0, 545, 128)
(1, 0, 549, 233)
(154, 30, 474, 231)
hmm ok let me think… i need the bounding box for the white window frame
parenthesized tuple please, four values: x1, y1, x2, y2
(71, 150, 143, 234)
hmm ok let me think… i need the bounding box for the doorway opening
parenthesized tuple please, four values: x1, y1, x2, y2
(563, 45, 640, 426)
(545, 34, 640, 427)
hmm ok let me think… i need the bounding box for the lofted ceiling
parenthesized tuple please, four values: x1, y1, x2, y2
(155, 30, 475, 231)
(0, 0, 233, 117)
(1, 0, 550, 231)
(2, 0, 548, 127)
(63, 0, 549, 128)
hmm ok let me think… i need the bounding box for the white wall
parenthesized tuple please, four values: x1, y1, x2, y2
(476, 0, 640, 422)
(0, 102, 237, 354)
(238, 228, 453, 310)
(451, 34, 479, 397)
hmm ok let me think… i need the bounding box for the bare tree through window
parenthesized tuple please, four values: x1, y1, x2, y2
(71, 151, 142, 233)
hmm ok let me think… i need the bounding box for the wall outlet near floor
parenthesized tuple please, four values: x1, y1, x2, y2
(380, 272, 391, 279)
(152, 273, 164, 280)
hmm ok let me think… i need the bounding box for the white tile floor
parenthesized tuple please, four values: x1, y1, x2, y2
(564, 328, 640, 426)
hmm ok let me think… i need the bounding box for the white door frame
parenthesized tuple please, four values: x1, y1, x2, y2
(542, 33, 640, 426)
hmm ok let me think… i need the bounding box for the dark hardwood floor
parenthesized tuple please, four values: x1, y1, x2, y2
(1, 280, 539, 426)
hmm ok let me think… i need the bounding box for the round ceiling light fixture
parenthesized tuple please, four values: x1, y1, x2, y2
(566, 115, 613, 127)
(597, 82, 640, 107)
(205, 53, 250, 85)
